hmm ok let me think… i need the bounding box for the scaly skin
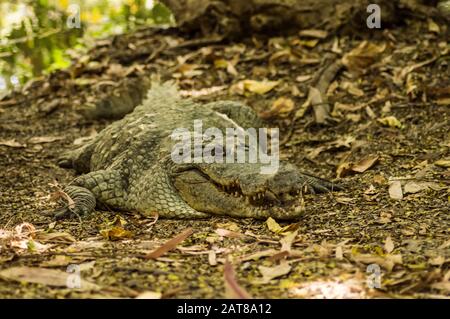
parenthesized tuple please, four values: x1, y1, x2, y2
(56, 82, 340, 220)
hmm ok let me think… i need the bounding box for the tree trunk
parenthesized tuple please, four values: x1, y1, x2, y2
(160, 0, 444, 37)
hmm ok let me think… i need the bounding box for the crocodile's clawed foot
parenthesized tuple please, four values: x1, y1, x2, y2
(299, 172, 343, 194)
(44, 186, 96, 220)
(57, 153, 73, 168)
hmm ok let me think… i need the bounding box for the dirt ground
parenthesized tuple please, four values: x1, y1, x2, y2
(0, 17, 449, 299)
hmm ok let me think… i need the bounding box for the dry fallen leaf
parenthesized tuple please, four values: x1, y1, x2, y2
(238, 249, 280, 262)
(336, 162, 353, 178)
(215, 228, 245, 239)
(0, 139, 26, 148)
(224, 260, 252, 299)
(290, 279, 367, 299)
(176, 63, 203, 78)
(257, 262, 292, 284)
(242, 80, 279, 95)
(266, 217, 299, 235)
(298, 29, 328, 39)
(335, 246, 344, 260)
(28, 136, 64, 144)
(352, 156, 379, 173)
(35, 231, 76, 244)
(384, 236, 395, 254)
(342, 41, 386, 74)
(260, 97, 294, 119)
(0, 266, 99, 290)
(435, 159, 450, 168)
(99, 226, 133, 241)
(135, 291, 163, 299)
(378, 116, 403, 128)
(40, 255, 74, 267)
(403, 181, 445, 194)
(373, 174, 387, 185)
(427, 18, 440, 33)
(266, 217, 283, 233)
(341, 81, 364, 97)
(99, 215, 133, 240)
(430, 281, 450, 293)
(428, 256, 445, 266)
(280, 230, 298, 253)
(295, 75, 312, 83)
(351, 253, 402, 272)
(146, 227, 193, 259)
(389, 181, 403, 200)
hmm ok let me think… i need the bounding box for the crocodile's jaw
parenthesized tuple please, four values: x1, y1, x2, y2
(172, 169, 303, 219)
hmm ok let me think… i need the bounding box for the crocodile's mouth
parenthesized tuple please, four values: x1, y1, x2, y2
(214, 180, 302, 207)
(172, 168, 305, 218)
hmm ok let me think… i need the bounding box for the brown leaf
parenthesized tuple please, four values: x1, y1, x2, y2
(257, 262, 292, 284)
(135, 291, 162, 299)
(351, 156, 379, 173)
(146, 227, 193, 259)
(266, 217, 299, 235)
(430, 281, 450, 293)
(238, 249, 279, 262)
(243, 80, 279, 95)
(342, 41, 386, 74)
(35, 231, 76, 244)
(259, 97, 294, 119)
(403, 181, 429, 194)
(388, 181, 403, 200)
(336, 162, 353, 178)
(224, 260, 252, 299)
(335, 246, 344, 260)
(436, 98, 450, 106)
(215, 228, 245, 239)
(384, 236, 395, 254)
(435, 159, 450, 168)
(295, 75, 312, 83)
(0, 139, 25, 148)
(351, 253, 402, 272)
(0, 266, 99, 290)
(40, 255, 74, 267)
(280, 230, 298, 253)
(378, 116, 403, 128)
(28, 136, 64, 144)
(373, 174, 387, 185)
(99, 226, 133, 241)
(298, 29, 328, 39)
(208, 250, 217, 266)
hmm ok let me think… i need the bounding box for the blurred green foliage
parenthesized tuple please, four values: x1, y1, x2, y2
(0, 0, 174, 95)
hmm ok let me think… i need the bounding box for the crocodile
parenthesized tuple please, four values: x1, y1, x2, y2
(55, 82, 340, 220)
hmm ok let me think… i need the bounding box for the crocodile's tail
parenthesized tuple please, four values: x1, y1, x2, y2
(80, 78, 180, 119)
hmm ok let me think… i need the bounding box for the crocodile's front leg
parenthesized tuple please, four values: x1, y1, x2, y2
(51, 169, 128, 219)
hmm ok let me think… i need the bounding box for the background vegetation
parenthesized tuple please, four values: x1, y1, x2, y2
(0, 0, 173, 96)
